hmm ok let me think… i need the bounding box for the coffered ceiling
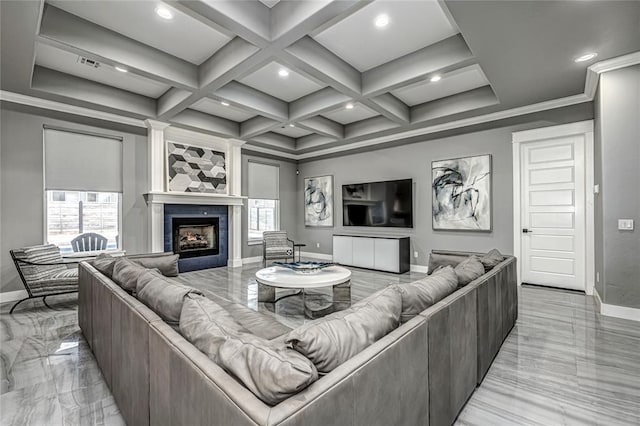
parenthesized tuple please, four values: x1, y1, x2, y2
(1, 1, 639, 159)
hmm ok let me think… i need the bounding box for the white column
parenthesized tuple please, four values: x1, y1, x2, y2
(144, 119, 170, 252)
(228, 139, 245, 267)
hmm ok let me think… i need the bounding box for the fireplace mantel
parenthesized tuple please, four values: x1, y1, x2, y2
(144, 192, 245, 206)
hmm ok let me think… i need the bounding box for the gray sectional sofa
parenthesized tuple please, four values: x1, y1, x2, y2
(78, 250, 517, 426)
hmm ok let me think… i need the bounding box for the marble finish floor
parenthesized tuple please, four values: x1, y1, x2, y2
(1, 262, 639, 425)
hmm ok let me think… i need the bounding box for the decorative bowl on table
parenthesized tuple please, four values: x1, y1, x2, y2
(273, 261, 335, 274)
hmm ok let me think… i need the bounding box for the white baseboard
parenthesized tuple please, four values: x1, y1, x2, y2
(228, 258, 243, 268)
(594, 288, 640, 322)
(0, 290, 28, 304)
(410, 264, 429, 274)
(300, 251, 333, 261)
(241, 256, 262, 265)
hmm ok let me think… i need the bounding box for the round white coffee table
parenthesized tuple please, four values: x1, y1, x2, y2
(255, 265, 352, 318)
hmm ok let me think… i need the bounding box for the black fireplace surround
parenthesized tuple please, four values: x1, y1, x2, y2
(172, 217, 219, 259)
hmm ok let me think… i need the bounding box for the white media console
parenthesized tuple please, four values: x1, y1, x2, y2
(332, 234, 410, 274)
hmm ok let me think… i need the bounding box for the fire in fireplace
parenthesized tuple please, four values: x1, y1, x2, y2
(172, 217, 219, 259)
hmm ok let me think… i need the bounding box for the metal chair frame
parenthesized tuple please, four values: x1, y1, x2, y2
(262, 232, 296, 267)
(9, 250, 79, 314)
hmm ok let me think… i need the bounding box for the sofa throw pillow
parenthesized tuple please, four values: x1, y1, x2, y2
(427, 252, 464, 275)
(285, 286, 401, 374)
(112, 258, 149, 292)
(92, 253, 117, 278)
(179, 294, 248, 361)
(480, 249, 504, 272)
(454, 255, 485, 287)
(130, 253, 179, 277)
(396, 266, 458, 322)
(218, 333, 318, 406)
(136, 270, 202, 325)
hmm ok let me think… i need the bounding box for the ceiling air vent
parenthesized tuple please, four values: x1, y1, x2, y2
(77, 56, 101, 68)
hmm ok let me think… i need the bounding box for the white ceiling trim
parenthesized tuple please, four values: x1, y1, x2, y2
(583, 51, 640, 99)
(0, 90, 146, 128)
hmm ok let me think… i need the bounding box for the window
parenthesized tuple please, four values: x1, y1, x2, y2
(44, 127, 123, 253)
(248, 199, 278, 240)
(46, 191, 120, 253)
(247, 161, 279, 241)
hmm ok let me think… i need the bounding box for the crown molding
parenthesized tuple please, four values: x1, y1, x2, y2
(0, 90, 147, 128)
(584, 51, 640, 99)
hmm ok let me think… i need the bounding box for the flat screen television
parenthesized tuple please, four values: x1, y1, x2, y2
(342, 178, 413, 228)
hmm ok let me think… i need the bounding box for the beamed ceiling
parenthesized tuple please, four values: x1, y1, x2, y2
(1, 1, 639, 159)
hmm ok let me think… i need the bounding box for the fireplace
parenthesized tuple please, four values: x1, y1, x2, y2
(164, 205, 228, 272)
(172, 217, 219, 259)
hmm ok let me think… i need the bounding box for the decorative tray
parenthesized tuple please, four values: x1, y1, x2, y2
(273, 261, 335, 274)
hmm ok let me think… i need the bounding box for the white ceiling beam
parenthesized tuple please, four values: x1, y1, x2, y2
(157, 88, 193, 117)
(297, 116, 344, 139)
(284, 36, 360, 94)
(240, 116, 282, 139)
(214, 81, 288, 121)
(296, 134, 337, 151)
(362, 35, 474, 97)
(367, 93, 410, 124)
(173, 0, 270, 46)
(250, 132, 297, 152)
(39, 5, 198, 89)
(271, 0, 368, 45)
(31, 66, 156, 117)
(411, 86, 499, 123)
(169, 109, 239, 138)
(290, 87, 351, 121)
(345, 116, 401, 140)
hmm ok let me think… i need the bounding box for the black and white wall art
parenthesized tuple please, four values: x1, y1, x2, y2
(304, 175, 334, 227)
(167, 142, 227, 194)
(432, 154, 491, 231)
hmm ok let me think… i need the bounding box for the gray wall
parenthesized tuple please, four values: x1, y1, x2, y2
(295, 108, 595, 268)
(594, 65, 640, 308)
(241, 153, 298, 259)
(0, 105, 149, 293)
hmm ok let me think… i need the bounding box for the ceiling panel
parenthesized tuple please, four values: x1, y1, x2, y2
(272, 125, 314, 138)
(190, 98, 257, 122)
(47, 0, 231, 65)
(391, 64, 490, 106)
(34, 43, 170, 98)
(239, 61, 326, 102)
(313, 0, 458, 71)
(259, 0, 280, 8)
(321, 103, 379, 125)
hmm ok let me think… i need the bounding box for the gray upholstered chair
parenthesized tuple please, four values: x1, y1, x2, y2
(262, 231, 294, 266)
(9, 244, 79, 313)
(71, 232, 108, 252)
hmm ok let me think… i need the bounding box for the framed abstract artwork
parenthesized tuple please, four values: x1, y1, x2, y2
(167, 141, 227, 194)
(304, 175, 334, 227)
(432, 154, 491, 231)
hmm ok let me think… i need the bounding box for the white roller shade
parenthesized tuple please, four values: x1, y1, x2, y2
(44, 128, 123, 192)
(248, 161, 279, 199)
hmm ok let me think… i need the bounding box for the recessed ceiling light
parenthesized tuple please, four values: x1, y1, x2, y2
(430, 75, 442, 83)
(220, 101, 230, 107)
(345, 103, 354, 110)
(115, 66, 128, 73)
(278, 68, 290, 77)
(289, 124, 295, 127)
(574, 52, 598, 63)
(374, 14, 389, 28)
(155, 5, 174, 20)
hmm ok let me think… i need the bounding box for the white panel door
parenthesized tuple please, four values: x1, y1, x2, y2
(520, 136, 586, 290)
(374, 239, 399, 272)
(333, 236, 353, 265)
(352, 237, 375, 269)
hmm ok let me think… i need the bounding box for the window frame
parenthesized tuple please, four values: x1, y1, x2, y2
(247, 198, 280, 244)
(43, 190, 123, 254)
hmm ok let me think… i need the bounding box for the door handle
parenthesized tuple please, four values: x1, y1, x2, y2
(522, 228, 533, 234)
